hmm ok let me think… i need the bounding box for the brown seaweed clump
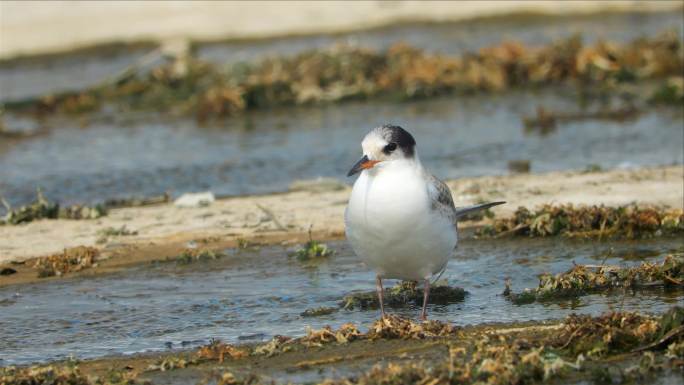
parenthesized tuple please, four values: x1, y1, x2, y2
(32, 246, 100, 277)
(477, 204, 684, 239)
(196, 339, 249, 363)
(5, 31, 682, 122)
(342, 280, 467, 310)
(0, 189, 107, 225)
(505, 254, 683, 304)
(0, 363, 141, 385)
(321, 334, 582, 385)
(301, 323, 364, 346)
(554, 307, 683, 358)
(367, 314, 460, 340)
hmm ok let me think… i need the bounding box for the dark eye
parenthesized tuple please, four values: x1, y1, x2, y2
(383, 143, 397, 153)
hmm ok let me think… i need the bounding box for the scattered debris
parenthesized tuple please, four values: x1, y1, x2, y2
(32, 246, 100, 277)
(174, 191, 215, 208)
(300, 306, 339, 317)
(504, 254, 683, 304)
(0, 189, 107, 225)
(477, 204, 684, 239)
(342, 280, 467, 310)
(96, 225, 138, 244)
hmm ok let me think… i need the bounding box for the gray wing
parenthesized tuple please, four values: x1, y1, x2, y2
(426, 173, 505, 222)
(426, 173, 458, 223)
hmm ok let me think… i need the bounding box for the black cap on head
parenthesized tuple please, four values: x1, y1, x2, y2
(380, 124, 416, 157)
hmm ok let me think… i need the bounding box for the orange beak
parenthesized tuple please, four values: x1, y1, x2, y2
(347, 155, 381, 176)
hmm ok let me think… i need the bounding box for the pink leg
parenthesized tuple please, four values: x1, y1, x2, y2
(375, 275, 386, 318)
(420, 279, 430, 320)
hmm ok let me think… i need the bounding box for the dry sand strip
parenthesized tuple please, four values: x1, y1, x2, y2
(0, 165, 682, 284)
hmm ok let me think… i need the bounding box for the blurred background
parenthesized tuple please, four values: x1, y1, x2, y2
(1, 0, 683, 209)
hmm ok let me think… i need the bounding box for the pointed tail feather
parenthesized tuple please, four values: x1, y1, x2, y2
(454, 201, 505, 219)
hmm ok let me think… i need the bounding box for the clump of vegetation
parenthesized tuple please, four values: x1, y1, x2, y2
(33, 246, 100, 277)
(292, 240, 334, 262)
(505, 254, 683, 304)
(96, 225, 138, 244)
(649, 76, 684, 105)
(0, 189, 107, 225)
(342, 280, 467, 310)
(174, 248, 225, 264)
(300, 306, 338, 317)
(554, 307, 683, 358)
(478, 204, 684, 239)
(196, 339, 248, 363)
(5, 31, 682, 122)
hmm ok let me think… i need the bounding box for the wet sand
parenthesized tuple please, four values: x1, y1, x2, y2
(0, 165, 682, 287)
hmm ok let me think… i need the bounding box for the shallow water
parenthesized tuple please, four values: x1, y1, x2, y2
(1, 10, 683, 208)
(1, 236, 682, 365)
(1, 88, 683, 208)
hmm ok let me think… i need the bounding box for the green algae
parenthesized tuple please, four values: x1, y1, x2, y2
(292, 240, 334, 262)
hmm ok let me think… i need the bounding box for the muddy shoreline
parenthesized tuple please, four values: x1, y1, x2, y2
(4, 309, 682, 385)
(0, 165, 682, 287)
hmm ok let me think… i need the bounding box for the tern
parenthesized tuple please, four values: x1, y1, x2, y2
(345, 125, 504, 320)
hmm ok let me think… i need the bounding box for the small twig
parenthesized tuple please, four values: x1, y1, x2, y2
(255, 203, 287, 231)
(0, 196, 11, 211)
(631, 325, 684, 353)
(663, 274, 683, 286)
(495, 223, 529, 238)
